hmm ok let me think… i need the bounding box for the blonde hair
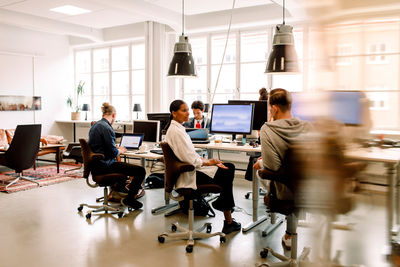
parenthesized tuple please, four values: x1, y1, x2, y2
(101, 102, 116, 116)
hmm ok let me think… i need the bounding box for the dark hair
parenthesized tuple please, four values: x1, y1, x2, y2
(269, 88, 292, 112)
(191, 100, 205, 111)
(259, 88, 268, 101)
(164, 99, 186, 131)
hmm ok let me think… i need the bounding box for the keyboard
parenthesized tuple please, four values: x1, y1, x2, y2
(150, 149, 163, 155)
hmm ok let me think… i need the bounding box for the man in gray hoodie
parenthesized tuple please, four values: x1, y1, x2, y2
(254, 88, 311, 249)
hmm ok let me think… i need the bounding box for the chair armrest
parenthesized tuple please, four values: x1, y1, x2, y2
(90, 153, 104, 162)
(177, 162, 195, 173)
(257, 167, 292, 189)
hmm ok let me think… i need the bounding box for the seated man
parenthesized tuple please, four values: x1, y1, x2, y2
(88, 102, 145, 210)
(183, 100, 210, 130)
(253, 88, 311, 249)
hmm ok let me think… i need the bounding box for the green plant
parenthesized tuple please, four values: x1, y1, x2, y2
(67, 81, 85, 112)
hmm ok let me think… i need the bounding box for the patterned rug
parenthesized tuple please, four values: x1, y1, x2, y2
(0, 164, 83, 193)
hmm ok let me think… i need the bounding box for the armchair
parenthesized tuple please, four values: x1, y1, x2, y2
(0, 125, 41, 189)
(157, 142, 225, 253)
(62, 143, 83, 173)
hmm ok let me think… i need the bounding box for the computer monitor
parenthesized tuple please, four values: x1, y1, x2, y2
(329, 91, 363, 126)
(146, 113, 170, 139)
(210, 104, 254, 135)
(228, 100, 268, 130)
(132, 120, 160, 143)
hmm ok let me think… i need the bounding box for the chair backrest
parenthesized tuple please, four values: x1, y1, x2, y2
(5, 124, 41, 172)
(160, 142, 195, 193)
(79, 139, 104, 179)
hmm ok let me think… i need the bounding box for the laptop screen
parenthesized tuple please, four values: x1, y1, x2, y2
(185, 128, 209, 141)
(120, 134, 143, 149)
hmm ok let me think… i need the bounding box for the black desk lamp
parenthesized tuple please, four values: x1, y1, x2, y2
(82, 104, 90, 121)
(133, 104, 142, 120)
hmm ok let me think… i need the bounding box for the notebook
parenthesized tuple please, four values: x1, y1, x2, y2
(185, 128, 210, 144)
(120, 134, 144, 150)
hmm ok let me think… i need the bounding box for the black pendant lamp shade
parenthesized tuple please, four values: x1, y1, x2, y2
(265, 24, 299, 74)
(168, 35, 197, 77)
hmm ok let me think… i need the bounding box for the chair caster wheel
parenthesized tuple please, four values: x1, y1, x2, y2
(262, 231, 267, 237)
(220, 236, 226, 243)
(206, 225, 212, 233)
(171, 224, 177, 232)
(158, 236, 165, 243)
(186, 245, 193, 253)
(128, 207, 132, 212)
(118, 212, 124, 218)
(245, 193, 250, 199)
(260, 249, 268, 258)
(86, 213, 91, 219)
(77, 206, 83, 212)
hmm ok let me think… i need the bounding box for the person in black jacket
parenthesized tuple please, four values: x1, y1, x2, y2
(183, 100, 210, 130)
(88, 102, 145, 210)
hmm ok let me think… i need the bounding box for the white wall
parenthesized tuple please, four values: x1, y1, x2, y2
(0, 24, 72, 138)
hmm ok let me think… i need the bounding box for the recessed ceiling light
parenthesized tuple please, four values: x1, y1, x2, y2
(50, 5, 91, 16)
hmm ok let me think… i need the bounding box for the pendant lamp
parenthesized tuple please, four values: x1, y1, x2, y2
(167, 0, 197, 77)
(265, 0, 299, 73)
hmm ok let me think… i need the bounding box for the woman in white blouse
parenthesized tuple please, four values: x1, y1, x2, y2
(165, 100, 241, 234)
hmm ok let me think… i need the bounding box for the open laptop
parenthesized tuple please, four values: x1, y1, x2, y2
(120, 133, 144, 151)
(185, 128, 210, 144)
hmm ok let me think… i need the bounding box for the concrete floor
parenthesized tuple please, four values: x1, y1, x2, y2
(0, 170, 394, 267)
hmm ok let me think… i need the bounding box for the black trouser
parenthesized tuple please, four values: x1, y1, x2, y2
(196, 162, 235, 211)
(93, 161, 145, 199)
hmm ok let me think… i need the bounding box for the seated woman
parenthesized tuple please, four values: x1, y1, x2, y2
(165, 100, 241, 234)
(88, 102, 145, 210)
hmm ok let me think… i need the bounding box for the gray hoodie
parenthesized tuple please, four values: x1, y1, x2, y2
(260, 118, 311, 200)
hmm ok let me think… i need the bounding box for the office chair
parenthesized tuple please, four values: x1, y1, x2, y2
(258, 139, 364, 266)
(157, 142, 226, 253)
(62, 143, 83, 173)
(0, 124, 41, 189)
(77, 139, 126, 219)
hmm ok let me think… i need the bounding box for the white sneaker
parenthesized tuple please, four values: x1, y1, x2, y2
(282, 233, 292, 250)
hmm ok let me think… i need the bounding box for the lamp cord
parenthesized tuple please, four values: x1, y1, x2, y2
(206, 0, 236, 124)
(182, 0, 184, 35)
(283, 0, 285, 25)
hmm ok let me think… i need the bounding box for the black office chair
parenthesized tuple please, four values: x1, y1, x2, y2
(157, 142, 225, 253)
(62, 143, 83, 173)
(0, 124, 41, 189)
(77, 139, 127, 219)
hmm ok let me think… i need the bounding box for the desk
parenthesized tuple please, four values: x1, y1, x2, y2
(345, 147, 400, 244)
(56, 120, 132, 142)
(194, 142, 268, 233)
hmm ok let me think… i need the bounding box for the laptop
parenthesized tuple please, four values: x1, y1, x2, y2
(185, 128, 210, 144)
(120, 133, 144, 151)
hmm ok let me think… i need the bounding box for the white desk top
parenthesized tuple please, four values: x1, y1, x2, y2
(122, 151, 163, 160)
(194, 142, 261, 153)
(56, 120, 132, 126)
(345, 147, 400, 164)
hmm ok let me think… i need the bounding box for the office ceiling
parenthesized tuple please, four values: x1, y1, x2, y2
(0, 0, 274, 29)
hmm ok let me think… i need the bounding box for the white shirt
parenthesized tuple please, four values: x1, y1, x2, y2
(165, 120, 218, 190)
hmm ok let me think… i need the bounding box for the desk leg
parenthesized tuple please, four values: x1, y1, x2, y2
(141, 158, 146, 167)
(242, 155, 268, 233)
(73, 123, 76, 142)
(386, 163, 399, 241)
(397, 163, 400, 230)
(56, 147, 60, 173)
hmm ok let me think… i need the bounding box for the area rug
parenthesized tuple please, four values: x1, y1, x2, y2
(0, 164, 82, 193)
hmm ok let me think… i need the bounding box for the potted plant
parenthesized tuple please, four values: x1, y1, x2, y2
(67, 81, 85, 120)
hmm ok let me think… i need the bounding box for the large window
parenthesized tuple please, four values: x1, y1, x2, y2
(180, 27, 304, 108)
(74, 42, 145, 121)
(328, 18, 400, 129)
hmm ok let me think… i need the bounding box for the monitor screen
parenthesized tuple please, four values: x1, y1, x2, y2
(133, 120, 160, 142)
(147, 113, 170, 138)
(210, 104, 254, 134)
(330, 91, 362, 125)
(228, 100, 268, 130)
